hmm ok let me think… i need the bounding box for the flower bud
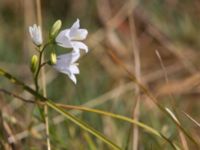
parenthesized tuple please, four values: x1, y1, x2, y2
(29, 24, 43, 46)
(50, 52, 57, 65)
(30, 55, 38, 73)
(50, 20, 62, 39)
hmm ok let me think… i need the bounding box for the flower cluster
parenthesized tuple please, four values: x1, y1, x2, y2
(29, 19, 88, 84)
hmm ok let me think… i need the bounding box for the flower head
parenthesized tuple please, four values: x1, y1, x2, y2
(53, 51, 80, 84)
(56, 19, 88, 53)
(29, 24, 43, 46)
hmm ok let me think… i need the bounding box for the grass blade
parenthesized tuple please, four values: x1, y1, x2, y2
(46, 100, 121, 150)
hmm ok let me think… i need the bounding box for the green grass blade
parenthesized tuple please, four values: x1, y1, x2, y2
(46, 100, 121, 150)
(0, 68, 179, 149)
(0, 68, 121, 149)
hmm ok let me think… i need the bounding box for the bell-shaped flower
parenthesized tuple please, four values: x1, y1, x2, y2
(56, 19, 88, 53)
(53, 51, 80, 84)
(29, 24, 43, 46)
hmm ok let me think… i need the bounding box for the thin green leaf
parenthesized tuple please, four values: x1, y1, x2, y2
(0, 68, 121, 149)
(0, 68, 179, 149)
(46, 100, 121, 150)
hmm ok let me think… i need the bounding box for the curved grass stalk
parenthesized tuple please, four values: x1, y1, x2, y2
(184, 112, 200, 128)
(55, 103, 180, 150)
(0, 87, 179, 149)
(107, 49, 200, 148)
(46, 101, 121, 150)
(0, 68, 180, 149)
(0, 68, 121, 150)
(56, 104, 163, 136)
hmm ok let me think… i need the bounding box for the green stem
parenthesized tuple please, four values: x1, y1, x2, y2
(0, 68, 121, 150)
(46, 101, 121, 150)
(0, 86, 180, 149)
(55, 103, 179, 150)
(0, 68, 181, 149)
(34, 49, 44, 92)
(0, 85, 181, 149)
(34, 42, 50, 92)
(0, 68, 45, 101)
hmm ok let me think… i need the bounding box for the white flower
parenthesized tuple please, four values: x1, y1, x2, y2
(53, 51, 80, 84)
(56, 19, 88, 53)
(29, 24, 43, 46)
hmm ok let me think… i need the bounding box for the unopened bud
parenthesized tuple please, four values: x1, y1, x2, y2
(50, 52, 57, 65)
(50, 20, 62, 39)
(30, 55, 38, 73)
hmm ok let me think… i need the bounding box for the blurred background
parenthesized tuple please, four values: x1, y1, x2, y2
(0, 0, 200, 149)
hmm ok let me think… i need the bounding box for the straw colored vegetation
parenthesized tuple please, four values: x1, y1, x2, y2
(0, 0, 200, 150)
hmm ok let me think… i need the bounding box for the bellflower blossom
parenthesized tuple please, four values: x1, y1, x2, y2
(56, 19, 88, 53)
(29, 24, 43, 46)
(53, 51, 80, 84)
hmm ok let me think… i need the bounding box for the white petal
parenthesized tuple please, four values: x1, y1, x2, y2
(69, 74, 77, 84)
(69, 64, 79, 74)
(52, 49, 81, 84)
(77, 29, 88, 39)
(59, 69, 77, 84)
(57, 51, 80, 63)
(71, 19, 80, 30)
(70, 29, 88, 40)
(53, 63, 67, 72)
(70, 51, 80, 63)
(57, 53, 71, 59)
(72, 41, 88, 53)
(29, 24, 43, 46)
(53, 51, 80, 74)
(37, 26, 43, 44)
(56, 30, 66, 41)
(33, 24, 37, 30)
(56, 29, 72, 48)
(60, 69, 70, 76)
(29, 27, 33, 38)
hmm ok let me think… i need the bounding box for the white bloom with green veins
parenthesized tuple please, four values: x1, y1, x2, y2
(29, 24, 43, 46)
(53, 51, 80, 84)
(56, 19, 88, 53)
